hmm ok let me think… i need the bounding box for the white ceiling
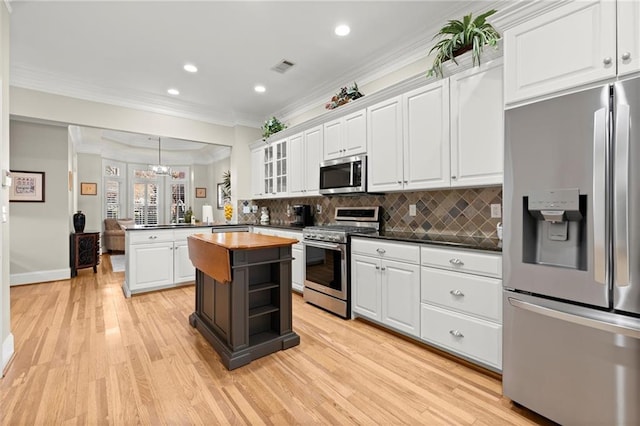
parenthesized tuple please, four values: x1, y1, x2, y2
(9, 0, 499, 129)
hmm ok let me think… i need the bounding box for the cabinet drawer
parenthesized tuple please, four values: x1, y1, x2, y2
(420, 246, 501, 278)
(174, 228, 212, 242)
(421, 304, 502, 369)
(351, 238, 419, 264)
(128, 230, 174, 244)
(421, 266, 502, 322)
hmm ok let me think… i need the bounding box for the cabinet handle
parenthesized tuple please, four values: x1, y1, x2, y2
(621, 52, 631, 61)
(449, 258, 464, 266)
(376, 248, 386, 254)
(449, 289, 465, 297)
(375, 265, 380, 270)
(380, 266, 386, 271)
(449, 330, 464, 338)
(169, 247, 173, 250)
(451, 176, 457, 179)
(397, 180, 402, 184)
(403, 180, 408, 184)
(603, 57, 612, 65)
(149, 235, 157, 239)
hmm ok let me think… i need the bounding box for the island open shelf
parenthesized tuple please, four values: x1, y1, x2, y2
(187, 232, 300, 370)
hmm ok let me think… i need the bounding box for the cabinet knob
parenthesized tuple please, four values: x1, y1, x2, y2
(375, 265, 380, 270)
(621, 52, 631, 61)
(603, 57, 612, 65)
(449, 258, 464, 266)
(376, 248, 386, 254)
(449, 330, 464, 338)
(380, 266, 386, 271)
(449, 289, 465, 297)
(149, 235, 157, 239)
(451, 176, 457, 179)
(397, 181, 402, 184)
(403, 180, 408, 184)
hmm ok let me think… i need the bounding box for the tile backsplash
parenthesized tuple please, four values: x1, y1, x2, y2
(237, 186, 502, 238)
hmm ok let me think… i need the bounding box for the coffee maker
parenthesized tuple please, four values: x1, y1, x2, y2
(291, 204, 313, 226)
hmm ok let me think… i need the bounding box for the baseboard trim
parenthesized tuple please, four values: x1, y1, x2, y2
(2, 333, 14, 377)
(10, 268, 71, 286)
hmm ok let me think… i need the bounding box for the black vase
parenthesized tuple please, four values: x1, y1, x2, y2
(73, 211, 86, 233)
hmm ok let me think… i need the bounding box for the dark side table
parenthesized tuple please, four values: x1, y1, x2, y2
(70, 232, 100, 277)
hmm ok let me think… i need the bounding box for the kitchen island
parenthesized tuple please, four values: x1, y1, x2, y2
(187, 232, 300, 370)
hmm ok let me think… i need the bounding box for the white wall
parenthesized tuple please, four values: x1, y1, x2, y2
(9, 120, 71, 284)
(231, 125, 260, 202)
(1, 0, 13, 374)
(76, 152, 103, 233)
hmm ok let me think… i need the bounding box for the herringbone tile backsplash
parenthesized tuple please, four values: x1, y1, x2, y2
(237, 187, 502, 238)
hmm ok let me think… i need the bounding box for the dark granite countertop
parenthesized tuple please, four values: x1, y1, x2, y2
(351, 230, 502, 253)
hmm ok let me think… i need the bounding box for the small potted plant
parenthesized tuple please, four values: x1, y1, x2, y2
(426, 9, 500, 78)
(262, 116, 287, 140)
(325, 82, 364, 110)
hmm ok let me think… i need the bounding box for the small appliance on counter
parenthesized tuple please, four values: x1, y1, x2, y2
(291, 204, 313, 226)
(260, 207, 270, 225)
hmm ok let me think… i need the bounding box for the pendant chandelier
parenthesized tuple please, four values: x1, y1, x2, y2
(149, 136, 171, 175)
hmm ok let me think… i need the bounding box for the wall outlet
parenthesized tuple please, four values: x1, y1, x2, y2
(490, 204, 502, 218)
(251, 205, 258, 213)
(409, 204, 416, 216)
(316, 204, 322, 214)
(242, 205, 250, 214)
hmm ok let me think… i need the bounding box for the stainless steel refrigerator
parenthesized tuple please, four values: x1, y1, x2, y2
(503, 76, 640, 425)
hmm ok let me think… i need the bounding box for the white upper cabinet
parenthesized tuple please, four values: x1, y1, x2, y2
(504, 0, 619, 105)
(323, 108, 367, 161)
(618, 0, 640, 77)
(450, 59, 504, 188)
(289, 125, 323, 196)
(367, 96, 404, 192)
(403, 80, 451, 190)
(368, 80, 451, 193)
(251, 147, 264, 198)
(257, 137, 288, 198)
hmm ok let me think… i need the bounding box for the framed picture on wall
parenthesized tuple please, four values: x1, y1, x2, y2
(195, 187, 206, 198)
(9, 171, 45, 202)
(80, 182, 97, 195)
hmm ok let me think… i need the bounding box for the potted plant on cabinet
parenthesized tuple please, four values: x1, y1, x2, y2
(426, 9, 500, 78)
(262, 116, 287, 141)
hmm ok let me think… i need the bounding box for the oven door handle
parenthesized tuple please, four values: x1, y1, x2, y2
(304, 240, 343, 251)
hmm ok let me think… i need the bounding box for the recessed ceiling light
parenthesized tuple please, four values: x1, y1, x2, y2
(183, 64, 198, 73)
(167, 88, 180, 95)
(254, 85, 266, 93)
(335, 24, 350, 37)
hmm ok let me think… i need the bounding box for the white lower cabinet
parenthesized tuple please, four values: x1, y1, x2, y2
(351, 238, 420, 337)
(124, 227, 212, 297)
(420, 246, 503, 371)
(351, 237, 503, 371)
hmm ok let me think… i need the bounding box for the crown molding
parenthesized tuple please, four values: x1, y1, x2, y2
(10, 64, 264, 129)
(273, 0, 505, 124)
(487, 0, 571, 32)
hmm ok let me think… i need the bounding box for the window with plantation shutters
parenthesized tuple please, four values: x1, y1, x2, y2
(103, 160, 125, 219)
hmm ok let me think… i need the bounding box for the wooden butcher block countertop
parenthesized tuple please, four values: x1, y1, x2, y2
(187, 232, 298, 283)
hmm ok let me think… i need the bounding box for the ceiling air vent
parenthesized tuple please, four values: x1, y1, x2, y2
(271, 59, 295, 74)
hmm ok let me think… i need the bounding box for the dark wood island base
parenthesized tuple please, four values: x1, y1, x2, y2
(187, 232, 300, 370)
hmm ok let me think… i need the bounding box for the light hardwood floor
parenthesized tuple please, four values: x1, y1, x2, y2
(1, 254, 552, 425)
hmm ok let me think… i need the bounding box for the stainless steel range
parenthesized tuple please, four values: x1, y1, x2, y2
(303, 206, 379, 318)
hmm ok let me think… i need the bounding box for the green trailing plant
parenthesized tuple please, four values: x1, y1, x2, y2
(426, 9, 500, 78)
(262, 116, 287, 140)
(221, 170, 231, 201)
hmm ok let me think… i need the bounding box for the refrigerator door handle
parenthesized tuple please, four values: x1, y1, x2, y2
(614, 104, 631, 287)
(592, 107, 607, 285)
(508, 297, 640, 339)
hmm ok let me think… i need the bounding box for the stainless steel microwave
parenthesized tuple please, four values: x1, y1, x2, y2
(319, 155, 367, 195)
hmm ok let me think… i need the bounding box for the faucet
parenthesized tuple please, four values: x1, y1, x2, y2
(176, 200, 186, 223)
